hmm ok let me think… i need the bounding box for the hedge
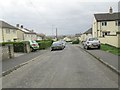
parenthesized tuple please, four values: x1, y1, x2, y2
(72, 39, 80, 44)
(1, 40, 53, 52)
(1, 41, 29, 52)
(37, 40, 53, 50)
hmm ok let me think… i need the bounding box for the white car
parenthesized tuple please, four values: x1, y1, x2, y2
(83, 37, 100, 49)
(28, 40, 39, 51)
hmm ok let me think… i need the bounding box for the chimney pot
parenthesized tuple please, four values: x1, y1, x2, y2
(21, 25, 23, 28)
(16, 24, 19, 27)
(109, 7, 113, 14)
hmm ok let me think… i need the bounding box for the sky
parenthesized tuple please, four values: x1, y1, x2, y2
(0, 0, 119, 36)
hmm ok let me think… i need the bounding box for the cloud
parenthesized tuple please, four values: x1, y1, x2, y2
(0, 0, 118, 35)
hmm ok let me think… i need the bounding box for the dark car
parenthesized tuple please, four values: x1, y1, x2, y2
(51, 41, 64, 51)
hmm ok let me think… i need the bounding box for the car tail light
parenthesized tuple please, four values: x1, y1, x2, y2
(32, 44, 36, 46)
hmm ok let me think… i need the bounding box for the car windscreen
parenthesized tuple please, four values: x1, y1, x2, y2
(89, 38, 98, 41)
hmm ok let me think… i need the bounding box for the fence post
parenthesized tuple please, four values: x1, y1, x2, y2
(7, 44, 14, 59)
(24, 42, 30, 53)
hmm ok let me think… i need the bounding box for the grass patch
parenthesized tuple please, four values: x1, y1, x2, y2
(101, 44, 120, 55)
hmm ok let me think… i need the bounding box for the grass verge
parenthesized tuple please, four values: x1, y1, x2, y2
(101, 44, 120, 55)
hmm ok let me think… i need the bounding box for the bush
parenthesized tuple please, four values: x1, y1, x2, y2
(37, 40, 53, 50)
(72, 39, 80, 44)
(1, 41, 29, 52)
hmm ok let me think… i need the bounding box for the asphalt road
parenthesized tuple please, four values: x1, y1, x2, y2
(2, 44, 118, 88)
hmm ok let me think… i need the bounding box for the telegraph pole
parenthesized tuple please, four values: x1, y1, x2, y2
(56, 28, 58, 39)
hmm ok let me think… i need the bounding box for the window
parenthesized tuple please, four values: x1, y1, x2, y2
(102, 21, 107, 26)
(6, 29, 10, 34)
(12, 29, 16, 33)
(102, 32, 110, 37)
(115, 20, 120, 26)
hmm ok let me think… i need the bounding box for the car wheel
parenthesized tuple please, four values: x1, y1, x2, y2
(51, 49, 53, 51)
(85, 45, 89, 50)
(98, 46, 101, 49)
(30, 48, 33, 52)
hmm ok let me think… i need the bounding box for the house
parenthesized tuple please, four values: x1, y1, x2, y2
(63, 37, 72, 42)
(0, 20, 18, 42)
(36, 34, 42, 40)
(16, 25, 38, 41)
(80, 28, 92, 42)
(92, 7, 120, 48)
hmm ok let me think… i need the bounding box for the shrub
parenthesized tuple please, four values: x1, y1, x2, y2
(37, 40, 53, 50)
(1, 41, 29, 52)
(72, 39, 80, 44)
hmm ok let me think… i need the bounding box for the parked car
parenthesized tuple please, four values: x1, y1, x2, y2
(83, 37, 100, 49)
(29, 40, 39, 51)
(59, 40, 66, 48)
(51, 41, 64, 51)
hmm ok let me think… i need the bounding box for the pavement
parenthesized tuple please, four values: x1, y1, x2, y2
(78, 43, 119, 74)
(2, 44, 118, 88)
(2, 49, 49, 74)
(14, 53, 26, 58)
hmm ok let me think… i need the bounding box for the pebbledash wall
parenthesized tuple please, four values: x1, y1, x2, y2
(99, 34, 120, 48)
(0, 44, 14, 60)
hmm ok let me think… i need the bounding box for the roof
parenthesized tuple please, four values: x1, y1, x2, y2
(0, 20, 18, 29)
(84, 28, 92, 34)
(94, 12, 120, 21)
(17, 27, 36, 34)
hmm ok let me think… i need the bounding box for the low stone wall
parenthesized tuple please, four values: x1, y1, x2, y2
(23, 42, 31, 53)
(1, 44, 14, 60)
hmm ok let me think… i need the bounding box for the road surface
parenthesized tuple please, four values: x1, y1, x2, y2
(2, 44, 118, 88)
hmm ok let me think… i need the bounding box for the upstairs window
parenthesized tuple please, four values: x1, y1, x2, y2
(102, 21, 107, 26)
(115, 20, 120, 26)
(6, 29, 10, 34)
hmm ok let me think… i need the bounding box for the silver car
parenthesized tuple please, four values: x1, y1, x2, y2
(59, 40, 66, 48)
(51, 41, 64, 51)
(83, 37, 100, 49)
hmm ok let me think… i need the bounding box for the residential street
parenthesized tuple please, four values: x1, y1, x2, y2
(2, 44, 118, 88)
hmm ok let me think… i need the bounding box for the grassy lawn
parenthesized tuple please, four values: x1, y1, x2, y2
(101, 44, 120, 55)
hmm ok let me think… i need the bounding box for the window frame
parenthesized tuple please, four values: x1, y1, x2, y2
(6, 29, 10, 34)
(101, 21, 107, 26)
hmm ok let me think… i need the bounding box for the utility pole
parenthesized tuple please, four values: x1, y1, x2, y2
(56, 28, 58, 40)
(52, 25, 54, 36)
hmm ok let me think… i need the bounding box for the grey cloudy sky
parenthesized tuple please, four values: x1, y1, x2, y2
(0, 0, 119, 35)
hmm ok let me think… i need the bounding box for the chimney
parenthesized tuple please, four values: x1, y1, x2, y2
(21, 25, 23, 28)
(16, 24, 19, 27)
(31, 30, 34, 32)
(109, 7, 113, 14)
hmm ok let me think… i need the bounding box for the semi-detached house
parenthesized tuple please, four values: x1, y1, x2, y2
(0, 21, 42, 42)
(92, 7, 120, 48)
(0, 20, 18, 42)
(80, 28, 92, 42)
(17, 25, 37, 41)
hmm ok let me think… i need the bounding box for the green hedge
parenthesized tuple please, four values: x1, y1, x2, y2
(72, 39, 80, 44)
(1, 41, 29, 52)
(37, 40, 53, 50)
